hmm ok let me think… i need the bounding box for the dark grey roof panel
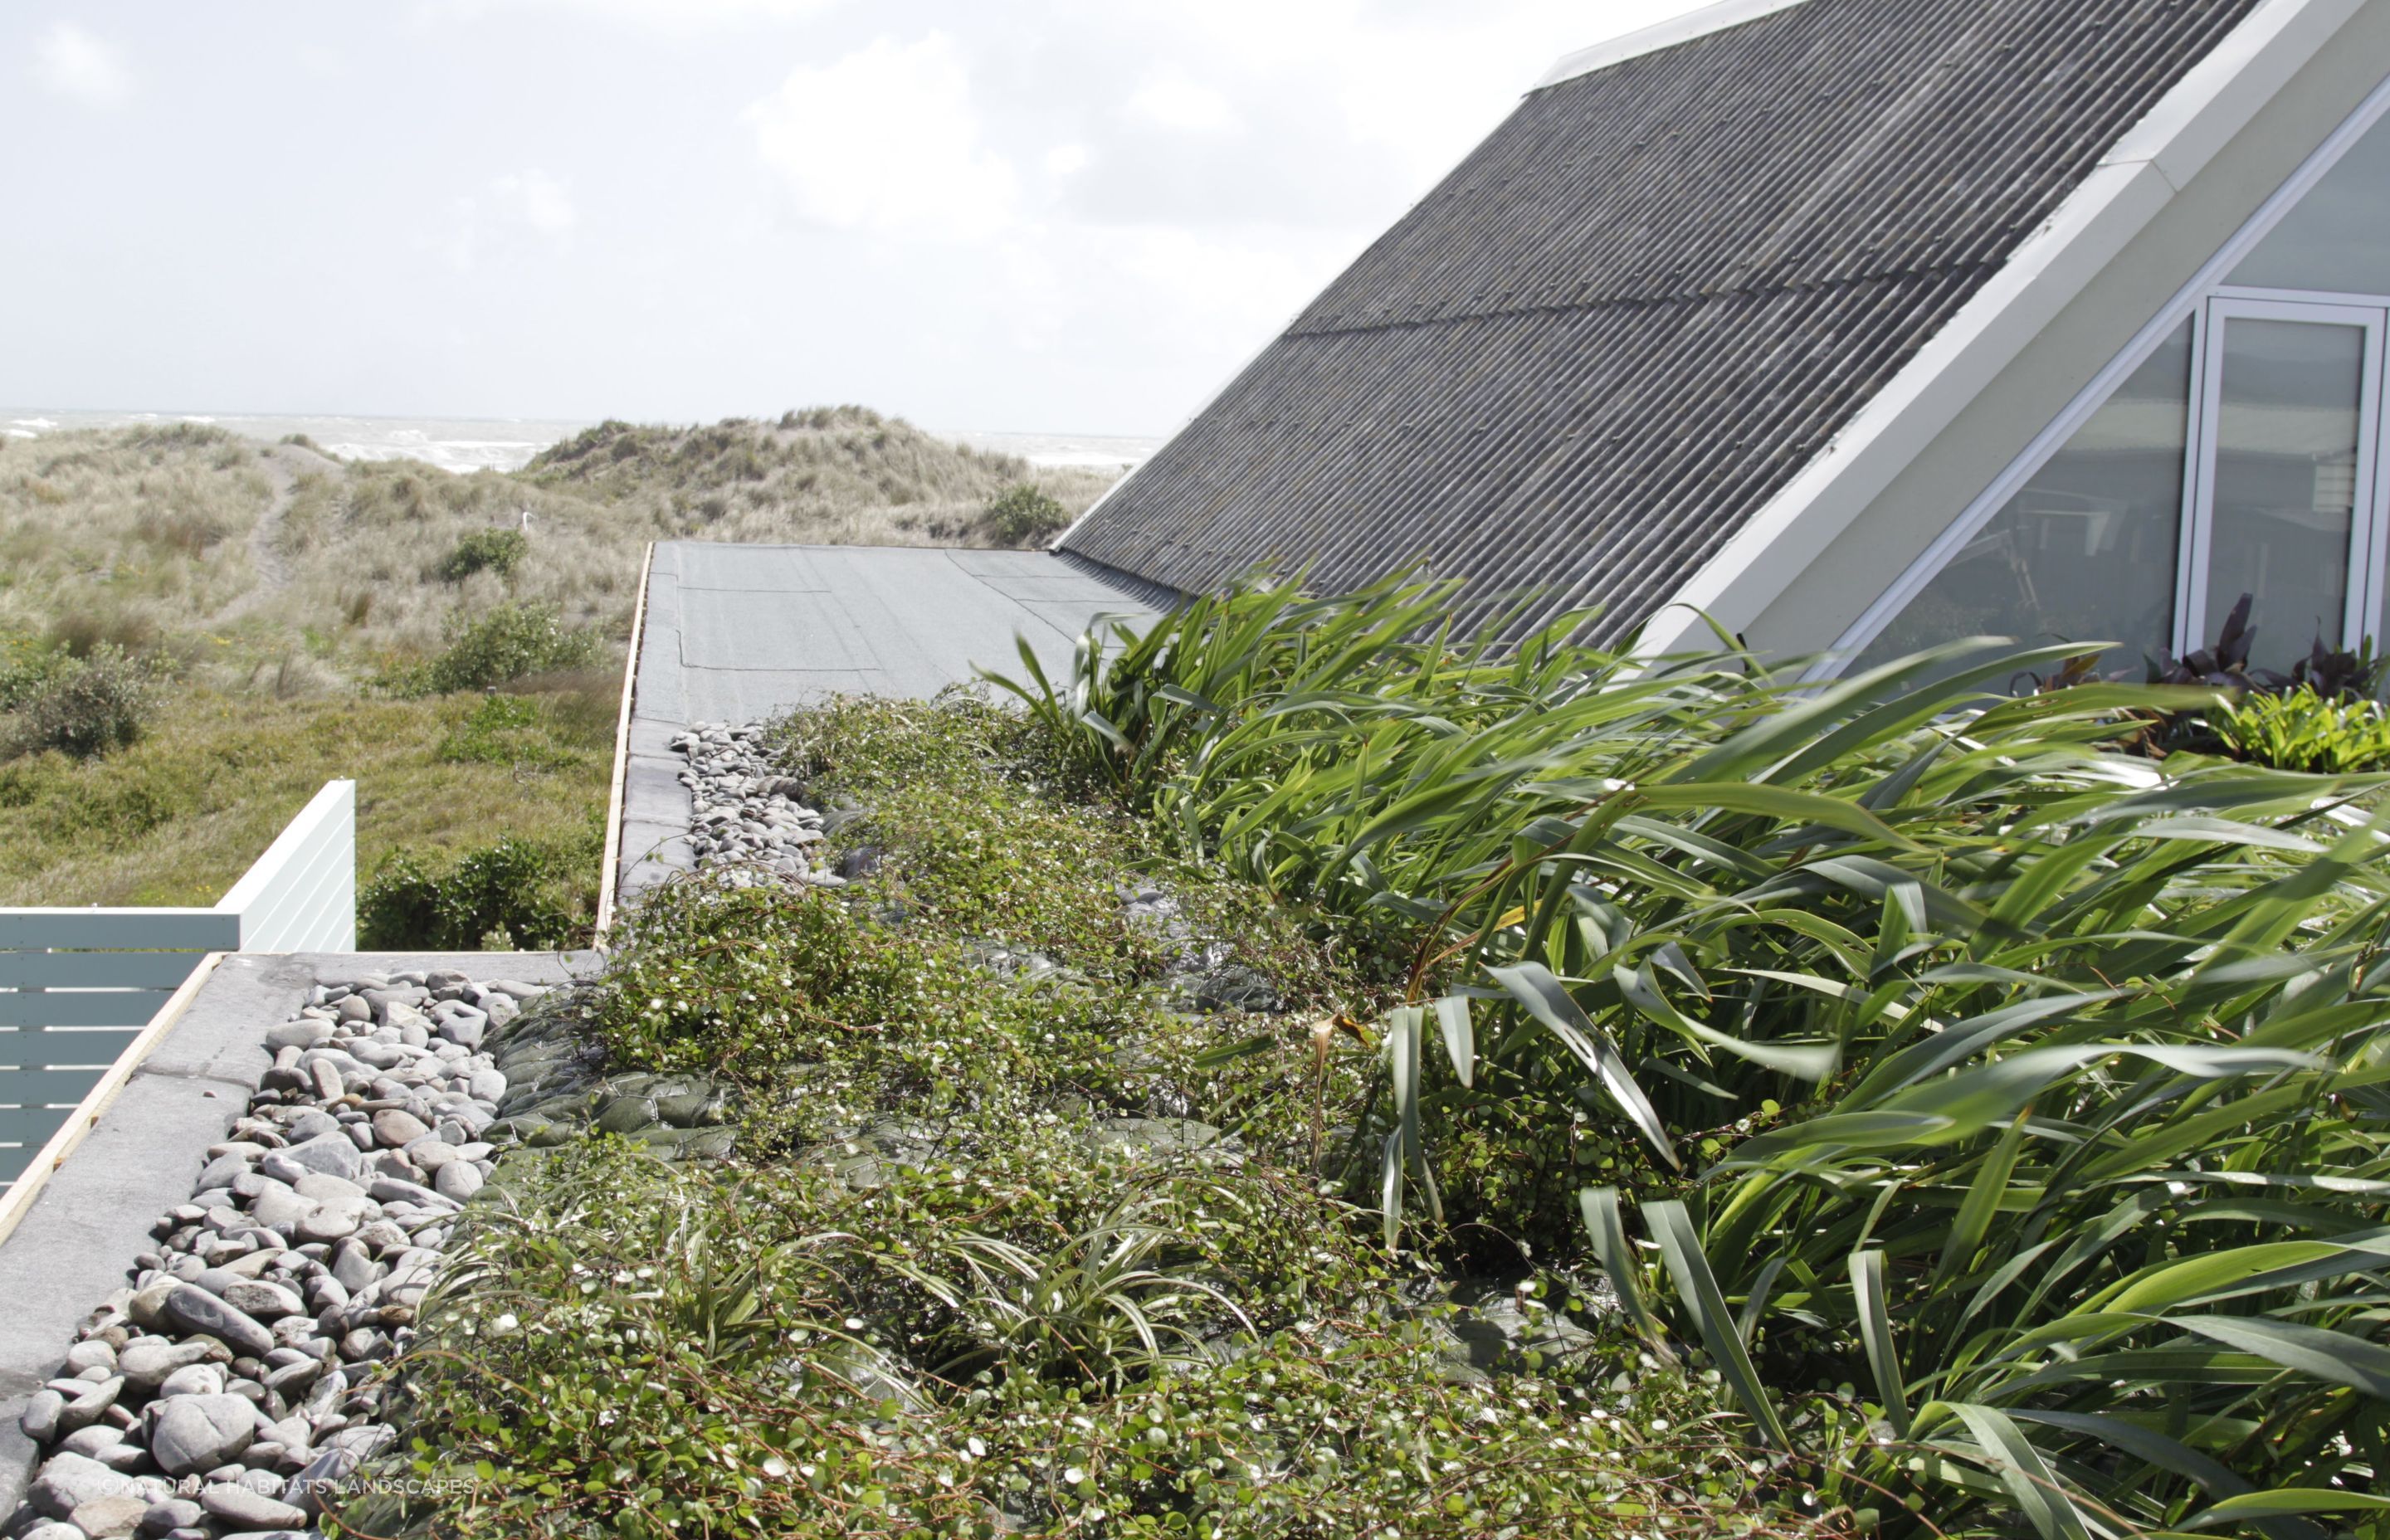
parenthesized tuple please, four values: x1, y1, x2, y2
(1063, 0, 2263, 646)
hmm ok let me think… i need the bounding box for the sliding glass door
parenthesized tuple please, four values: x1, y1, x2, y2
(2180, 299, 2385, 665)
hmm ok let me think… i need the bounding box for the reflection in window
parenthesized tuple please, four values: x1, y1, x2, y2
(2231, 110, 2390, 296)
(2202, 317, 2366, 670)
(1859, 320, 2192, 676)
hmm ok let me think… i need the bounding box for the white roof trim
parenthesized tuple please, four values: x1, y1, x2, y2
(1536, 0, 1810, 90)
(1634, 0, 2363, 662)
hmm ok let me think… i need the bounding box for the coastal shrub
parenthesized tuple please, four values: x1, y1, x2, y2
(393, 602, 601, 696)
(979, 482, 1069, 546)
(996, 573, 2390, 1534)
(435, 692, 578, 771)
(435, 526, 529, 582)
(358, 821, 601, 949)
(8, 643, 163, 759)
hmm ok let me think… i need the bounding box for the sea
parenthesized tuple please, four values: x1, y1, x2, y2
(0, 410, 1163, 475)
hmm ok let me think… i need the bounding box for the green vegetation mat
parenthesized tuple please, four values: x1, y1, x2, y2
(368, 697, 1827, 1538)
(368, 576, 2390, 1539)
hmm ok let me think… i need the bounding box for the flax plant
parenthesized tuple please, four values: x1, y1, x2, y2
(995, 573, 2390, 1538)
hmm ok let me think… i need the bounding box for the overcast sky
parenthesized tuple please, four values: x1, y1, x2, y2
(2, 2, 1703, 436)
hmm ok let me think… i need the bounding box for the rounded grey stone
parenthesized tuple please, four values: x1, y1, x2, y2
(433, 1161, 483, 1202)
(156, 1362, 227, 1398)
(160, 1285, 276, 1358)
(20, 1387, 64, 1441)
(23, 1523, 89, 1540)
(139, 1498, 205, 1536)
(31, 1450, 132, 1518)
(200, 1480, 310, 1530)
(279, 1133, 362, 1181)
(147, 1394, 258, 1477)
(219, 1280, 304, 1322)
(118, 1338, 230, 1391)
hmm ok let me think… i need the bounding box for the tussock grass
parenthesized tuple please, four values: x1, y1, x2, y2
(0, 413, 1115, 688)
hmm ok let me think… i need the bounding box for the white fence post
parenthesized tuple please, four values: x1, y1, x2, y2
(0, 779, 355, 1187)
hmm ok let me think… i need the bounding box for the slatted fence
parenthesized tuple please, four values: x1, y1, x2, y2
(0, 780, 354, 1187)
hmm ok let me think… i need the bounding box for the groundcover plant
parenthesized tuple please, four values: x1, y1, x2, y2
(363, 694, 1839, 1538)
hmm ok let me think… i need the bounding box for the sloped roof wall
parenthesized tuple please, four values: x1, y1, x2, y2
(1061, 0, 2265, 646)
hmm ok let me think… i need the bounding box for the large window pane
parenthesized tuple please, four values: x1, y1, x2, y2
(2201, 317, 2365, 668)
(1858, 320, 2192, 675)
(2230, 111, 2390, 296)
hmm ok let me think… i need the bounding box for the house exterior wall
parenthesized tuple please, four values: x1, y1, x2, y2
(1742, 0, 2390, 664)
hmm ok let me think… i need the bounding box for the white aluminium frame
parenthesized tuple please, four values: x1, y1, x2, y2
(2178, 295, 2388, 652)
(1820, 68, 2390, 677)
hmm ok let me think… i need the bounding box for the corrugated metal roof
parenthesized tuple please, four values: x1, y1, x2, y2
(1061, 0, 2263, 646)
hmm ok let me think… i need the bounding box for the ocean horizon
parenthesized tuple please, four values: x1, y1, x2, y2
(2, 408, 1162, 475)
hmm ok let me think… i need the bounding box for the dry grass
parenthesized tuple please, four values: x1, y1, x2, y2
(0, 409, 1120, 913)
(0, 412, 1119, 686)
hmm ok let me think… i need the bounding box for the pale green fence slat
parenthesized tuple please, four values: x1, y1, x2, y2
(0, 912, 239, 952)
(0, 1066, 111, 1104)
(0, 952, 208, 990)
(0, 992, 177, 1030)
(9, 1026, 144, 1070)
(0, 1105, 79, 1148)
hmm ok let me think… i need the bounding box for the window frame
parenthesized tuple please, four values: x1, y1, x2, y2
(2178, 295, 2388, 656)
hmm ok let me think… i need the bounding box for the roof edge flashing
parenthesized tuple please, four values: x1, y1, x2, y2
(1534, 0, 1810, 90)
(2101, 0, 2363, 187)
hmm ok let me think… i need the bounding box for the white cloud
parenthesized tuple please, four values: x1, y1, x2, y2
(494, 170, 578, 236)
(423, 0, 839, 27)
(425, 170, 578, 272)
(1124, 75, 1240, 135)
(37, 23, 134, 109)
(744, 34, 1019, 242)
(570, 0, 833, 15)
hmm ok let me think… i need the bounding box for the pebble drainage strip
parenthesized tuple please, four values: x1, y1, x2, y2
(12, 970, 543, 1540)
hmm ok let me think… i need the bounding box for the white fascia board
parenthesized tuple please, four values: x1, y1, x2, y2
(1636, 0, 2360, 660)
(1537, 0, 1811, 89)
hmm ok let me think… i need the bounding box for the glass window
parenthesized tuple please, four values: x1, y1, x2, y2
(1856, 320, 2193, 676)
(2230, 110, 2390, 296)
(2200, 316, 2367, 668)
